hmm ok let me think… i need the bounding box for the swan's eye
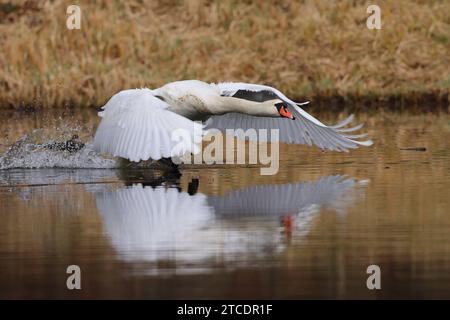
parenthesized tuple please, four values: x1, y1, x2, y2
(275, 102, 283, 112)
(275, 103, 295, 120)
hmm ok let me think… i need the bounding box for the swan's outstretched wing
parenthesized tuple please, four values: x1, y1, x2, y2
(93, 89, 204, 162)
(207, 82, 373, 152)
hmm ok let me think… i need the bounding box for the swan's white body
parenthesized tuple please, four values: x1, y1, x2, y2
(93, 80, 372, 162)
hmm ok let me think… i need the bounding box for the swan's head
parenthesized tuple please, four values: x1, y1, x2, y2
(220, 96, 296, 119)
(275, 102, 295, 120)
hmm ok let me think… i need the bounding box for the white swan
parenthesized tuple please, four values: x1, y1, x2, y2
(93, 80, 373, 162)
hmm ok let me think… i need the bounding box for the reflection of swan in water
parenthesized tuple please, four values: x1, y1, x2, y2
(209, 176, 357, 216)
(97, 186, 211, 262)
(94, 175, 366, 272)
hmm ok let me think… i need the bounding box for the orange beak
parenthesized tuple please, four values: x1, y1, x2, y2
(279, 106, 295, 120)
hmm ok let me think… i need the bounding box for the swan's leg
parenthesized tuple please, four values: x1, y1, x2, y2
(120, 167, 181, 187)
(153, 157, 182, 181)
(187, 178, 199, 195)
(119, 157, 181, 176)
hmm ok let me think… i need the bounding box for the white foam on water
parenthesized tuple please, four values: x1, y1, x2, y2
(0, 129, 119, 169)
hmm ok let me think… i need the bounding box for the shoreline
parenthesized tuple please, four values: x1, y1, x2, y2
(1, 2, 449, 114)
(1, 93, 448, 113)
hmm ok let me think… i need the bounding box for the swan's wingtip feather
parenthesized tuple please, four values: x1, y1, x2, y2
(353, 139, 374, 147)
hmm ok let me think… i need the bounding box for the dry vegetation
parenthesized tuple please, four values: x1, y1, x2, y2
(0, 0, 449, 110)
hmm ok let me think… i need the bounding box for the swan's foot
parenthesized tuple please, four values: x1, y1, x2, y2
(120, 157, 180, 175)
(154, 158, 182, 178)
(120, 168, 181, 188)
(158, 157, 180, 171)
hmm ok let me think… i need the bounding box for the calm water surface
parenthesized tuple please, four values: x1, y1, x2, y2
(0, 110, 449, 299)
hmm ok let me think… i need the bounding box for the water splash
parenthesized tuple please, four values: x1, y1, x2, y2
(0, 128, 118, 169)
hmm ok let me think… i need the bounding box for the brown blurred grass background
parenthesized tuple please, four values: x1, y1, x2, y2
(0, 0, 449, 110)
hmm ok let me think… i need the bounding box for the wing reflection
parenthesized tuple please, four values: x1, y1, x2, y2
(209, 175, 357, 217)
(94, 175, 366, 273)
(96, 186, 211, 263)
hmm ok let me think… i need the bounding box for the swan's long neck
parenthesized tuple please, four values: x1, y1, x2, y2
(214, 96, 278, 117)
(151, 86, 278, 118)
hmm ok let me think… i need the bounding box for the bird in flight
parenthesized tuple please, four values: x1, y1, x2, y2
(93, 80, 373, 162)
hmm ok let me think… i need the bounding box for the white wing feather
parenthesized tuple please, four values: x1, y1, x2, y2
(93, 88, 204, 162)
